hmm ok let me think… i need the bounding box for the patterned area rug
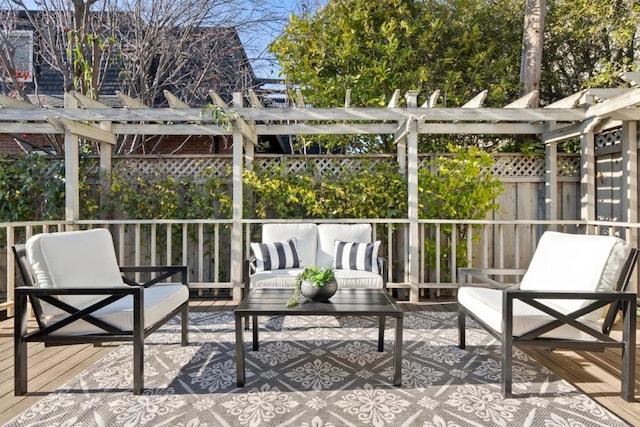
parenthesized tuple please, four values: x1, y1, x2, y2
(6, 311, 628, 427)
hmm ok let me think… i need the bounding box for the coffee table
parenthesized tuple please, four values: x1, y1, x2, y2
(234, 288, 404, 387)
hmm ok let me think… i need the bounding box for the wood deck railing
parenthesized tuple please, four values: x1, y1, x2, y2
(2, 218, 639, 315)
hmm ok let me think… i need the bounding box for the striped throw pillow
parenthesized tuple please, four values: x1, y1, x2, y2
(251, 239, 301, 272)
(333, 240, 381, 273)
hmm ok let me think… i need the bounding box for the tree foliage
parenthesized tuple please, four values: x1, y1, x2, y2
(542, 0, 640, 101)
(271, 0, 524, 109)
(271, 0, 640, 152)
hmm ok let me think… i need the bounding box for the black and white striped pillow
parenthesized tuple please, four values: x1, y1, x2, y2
(250, 239, 301, 272)
(333, 240, 381, 273)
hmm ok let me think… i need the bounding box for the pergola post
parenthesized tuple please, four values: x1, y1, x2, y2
(231, 92, 245, 302)
(621, 120, 638, 294)
(621, 120, 638, 226)
(544, 142, 558, 221)
(580, 122, 597, 224)
(63, 93, 80, 225)
(405, 90, 420, 302)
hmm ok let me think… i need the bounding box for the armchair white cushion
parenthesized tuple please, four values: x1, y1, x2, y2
(262, 223, 318, 267)
(458, 231, 630, 339)
(26, 229, 188, 335)
(317, 223, 372, 268)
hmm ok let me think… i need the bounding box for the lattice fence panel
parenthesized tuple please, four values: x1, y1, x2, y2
(490, 155, 545, 177)
(113, 156, 232, 180)
(52, 153, 582, 181)
(418, 154, 565, 178)
(558, 154, 581, 177)
(254, 155, 395, 176)
(596, 129, 620, 150)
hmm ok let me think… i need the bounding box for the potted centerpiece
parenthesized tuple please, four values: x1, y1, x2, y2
(286, 265, 337, 307)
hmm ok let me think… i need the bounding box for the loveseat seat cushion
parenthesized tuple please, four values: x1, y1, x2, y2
(317, 223, 372, 268)
(262, 223, 318, 267)
(44, 283, 189, 336)
(333, 269, 384, 289)
(250, 268, 384, 289)
(26, 229, 126, 317)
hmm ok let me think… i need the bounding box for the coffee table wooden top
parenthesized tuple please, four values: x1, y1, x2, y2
(235, 288, 404, 317)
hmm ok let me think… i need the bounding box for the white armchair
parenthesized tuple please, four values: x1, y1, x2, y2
(458, 231, 638, 401)
(13, 228, 189, 395)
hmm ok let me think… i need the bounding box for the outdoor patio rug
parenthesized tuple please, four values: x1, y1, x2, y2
(5, 311, 629, 427)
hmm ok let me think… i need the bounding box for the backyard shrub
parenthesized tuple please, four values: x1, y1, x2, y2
(419, 145, 504, 281)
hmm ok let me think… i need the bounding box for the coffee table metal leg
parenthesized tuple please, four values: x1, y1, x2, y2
(235, 315, 245, 387)
(252, 315, 259, 351)
(394, 315, 403, 386)
(378, 316, 385, 351)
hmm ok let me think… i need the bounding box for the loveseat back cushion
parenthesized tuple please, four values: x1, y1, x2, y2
(262, 223, 318, 267)
(26, 229, 125, 317)
(519, 231, 630, 321)
(251, 239, 300, 272)
(317, 224, 372, 268)
(334, 240, 381, 274)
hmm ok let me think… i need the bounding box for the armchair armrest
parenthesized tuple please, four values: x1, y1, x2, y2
(120, 265, 188, 287)
(458, 267, 526, 289)
(503, 288, 637, 340)
(15, 285, 144, 336)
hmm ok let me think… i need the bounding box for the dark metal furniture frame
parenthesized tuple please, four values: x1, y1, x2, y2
(12, 244, 189, 395)
(234, 288, 404, 387)
(458, 248, 639, 401)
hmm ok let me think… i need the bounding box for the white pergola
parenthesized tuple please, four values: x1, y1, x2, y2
(1, 72, 639, 301)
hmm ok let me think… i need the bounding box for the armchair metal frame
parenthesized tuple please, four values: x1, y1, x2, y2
(458, 248, 639, 401)
(13, 244, 189, 395)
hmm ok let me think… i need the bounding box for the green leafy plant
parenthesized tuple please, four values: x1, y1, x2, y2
(419, 144, 504, 281)
(286, 265, 336, 307)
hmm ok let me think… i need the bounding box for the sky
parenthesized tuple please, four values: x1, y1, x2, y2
(238, 0, 327, 79)
(15, 0, 328, 80)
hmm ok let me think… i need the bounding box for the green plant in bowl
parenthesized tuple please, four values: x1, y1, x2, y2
(287, 266, 336, 307)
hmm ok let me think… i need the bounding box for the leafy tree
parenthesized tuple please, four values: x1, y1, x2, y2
(270, 0, 524, 152)
(542, 0, 640, 103)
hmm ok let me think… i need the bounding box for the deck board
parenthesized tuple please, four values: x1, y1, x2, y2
(0, 298, 638, 426)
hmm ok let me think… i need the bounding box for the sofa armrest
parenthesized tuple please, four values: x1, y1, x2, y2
(458, 267, 526, 290)
(377, 257, 388, 289)
(243, 257, 256, 297)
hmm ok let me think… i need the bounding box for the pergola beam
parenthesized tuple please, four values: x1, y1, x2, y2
(0, 95, 36, 108)
(0, 106, 586, 122)
(504, 91, 538, 108)
(163, 90, 190, 109)
(46, 116, 116, 145)
(462, 90, 488, 108)
(585, 87, 640, 118)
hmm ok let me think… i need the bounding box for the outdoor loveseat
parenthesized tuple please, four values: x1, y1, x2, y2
(244, 223, 387, 294)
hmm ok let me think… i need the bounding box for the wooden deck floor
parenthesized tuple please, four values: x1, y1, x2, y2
(1, 298, 639, 425)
